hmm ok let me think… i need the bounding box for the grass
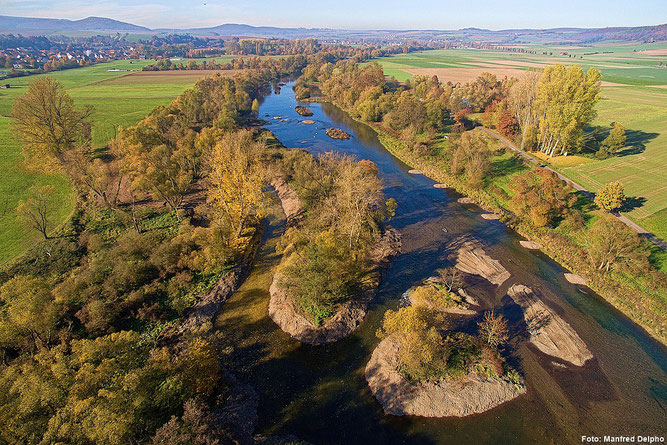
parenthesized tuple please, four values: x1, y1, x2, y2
(375, 44, 667, 240)
(0, 59, 211, 264)
(560, 86, 667, 238)
(374, 44, 667, 86)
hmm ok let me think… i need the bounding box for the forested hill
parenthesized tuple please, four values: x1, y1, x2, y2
(1, 14, 665, 43)
(0, 15, 151, 33)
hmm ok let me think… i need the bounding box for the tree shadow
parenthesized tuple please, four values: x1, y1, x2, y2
(616, 129, 659, 156)
(584, 125, 658, 157)
(621, 195, 647, 212)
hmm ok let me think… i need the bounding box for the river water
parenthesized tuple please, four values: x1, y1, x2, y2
(215, 82, 666, 444)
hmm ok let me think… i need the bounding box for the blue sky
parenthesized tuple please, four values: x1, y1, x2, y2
(2, 0, 666, 30)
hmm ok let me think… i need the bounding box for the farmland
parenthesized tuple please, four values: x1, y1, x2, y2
(0, 59, 234, 263)
(375, 43, 667, 239)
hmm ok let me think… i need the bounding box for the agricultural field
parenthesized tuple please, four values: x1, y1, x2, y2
(0, 58, 232, 264)
(375, 43, 667, 239)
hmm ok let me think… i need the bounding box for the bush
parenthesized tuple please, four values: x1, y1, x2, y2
(279, 232, 363, 326)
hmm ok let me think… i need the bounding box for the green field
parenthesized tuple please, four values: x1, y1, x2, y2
(375, 43, 667, 86)
(375, 43, 667, 239)
(0, 59, 210, 264)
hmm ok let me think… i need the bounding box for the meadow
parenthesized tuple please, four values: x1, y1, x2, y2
(0, 59, 231, 263)
(374, 43, 667, 239)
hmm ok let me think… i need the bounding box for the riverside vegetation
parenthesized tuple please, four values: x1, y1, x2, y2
(2, 41, 665, 444)
(294, 60, 666, 343)
(1, 48, 398, 443)
(272, 149, 398, 330)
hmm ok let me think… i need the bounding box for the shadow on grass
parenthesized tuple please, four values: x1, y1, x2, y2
(489, 155, 525, 180)
(621, 196, 647, 212)
(616, 129, 659, 157)
(584, 125, 658, 157)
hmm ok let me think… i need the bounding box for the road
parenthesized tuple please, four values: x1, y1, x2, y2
(479, 127, 667, 251)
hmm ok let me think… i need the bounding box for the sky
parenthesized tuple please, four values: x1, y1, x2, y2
(1, 0, 666, 30)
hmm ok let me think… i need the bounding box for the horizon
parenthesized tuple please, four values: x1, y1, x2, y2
(2, 0, 666, 31)
(3, 13, 667, 32)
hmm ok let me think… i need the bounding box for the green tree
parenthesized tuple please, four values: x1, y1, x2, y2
(594, 181, 626, 211)
(599, 122, 626, 157)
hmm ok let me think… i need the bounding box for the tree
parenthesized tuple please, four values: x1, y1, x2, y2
(11, 77, 93, 167)
(152, 399, 233, 445)
(478, 311, 509, 347)
(509, 168, 577, 227)
(0, 275, 60, 352)
(534, 65, 601, 156)
(595, 181, 626, 211)
(16, 184, 56, 239)
(497, 109, 520, 138)
(508, 71, 541, 151)
(113, 107, 199, 214)
(585, 215, 648, 273)
(450, 131, 491, 188)
(330, 156, 385, 248)
(206, 130, 267, 239)
(599, 122, 626, 157)
(436, 267, 463, 292)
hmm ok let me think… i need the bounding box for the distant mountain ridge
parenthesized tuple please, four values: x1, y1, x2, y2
(0, 15, 151, 33)
(0, 14, 665, 43)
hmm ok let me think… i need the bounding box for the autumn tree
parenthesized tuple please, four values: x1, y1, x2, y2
(497, 109, 520, 138)
(436, 267, 463, 292)
(585, 215, 648, 273)
(113, 106, 200, 214)
(11, 77, 93, 167)
(376, 305, 445, 382)
(327, 156, 386, 248)
(509, 168, 577, 227)
(0, 275, 60, 352)
(595, 181, 626, 211)
(450, 131, 492, 188)
(534, 65, 601, 156)
(206, 129, 267, 239)
(16, 184, 56, 239)
(478, 311, 509, 347)
(508, 71, 541, 151)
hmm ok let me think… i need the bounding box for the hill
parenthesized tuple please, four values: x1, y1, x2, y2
(0, 14, 665, 43)
(0, 15, 151, 33)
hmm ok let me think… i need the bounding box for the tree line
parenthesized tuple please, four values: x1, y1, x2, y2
(1, 51, 332, 444)
(293, 59, 665, 340)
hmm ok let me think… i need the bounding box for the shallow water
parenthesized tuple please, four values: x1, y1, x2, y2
(215, 83, 667, 445)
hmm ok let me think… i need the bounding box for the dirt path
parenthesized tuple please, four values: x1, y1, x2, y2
(479, 127, 667, 250)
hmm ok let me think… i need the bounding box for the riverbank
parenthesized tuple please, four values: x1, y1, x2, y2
(309, 97, 665, 344)
(268, 196, 401, 343)
(365, 335, 526, 417)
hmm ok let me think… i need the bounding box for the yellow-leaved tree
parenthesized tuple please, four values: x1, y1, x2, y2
(206, 129, 267, 240)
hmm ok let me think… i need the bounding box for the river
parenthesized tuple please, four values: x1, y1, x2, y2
(215, 82, 667, 445)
